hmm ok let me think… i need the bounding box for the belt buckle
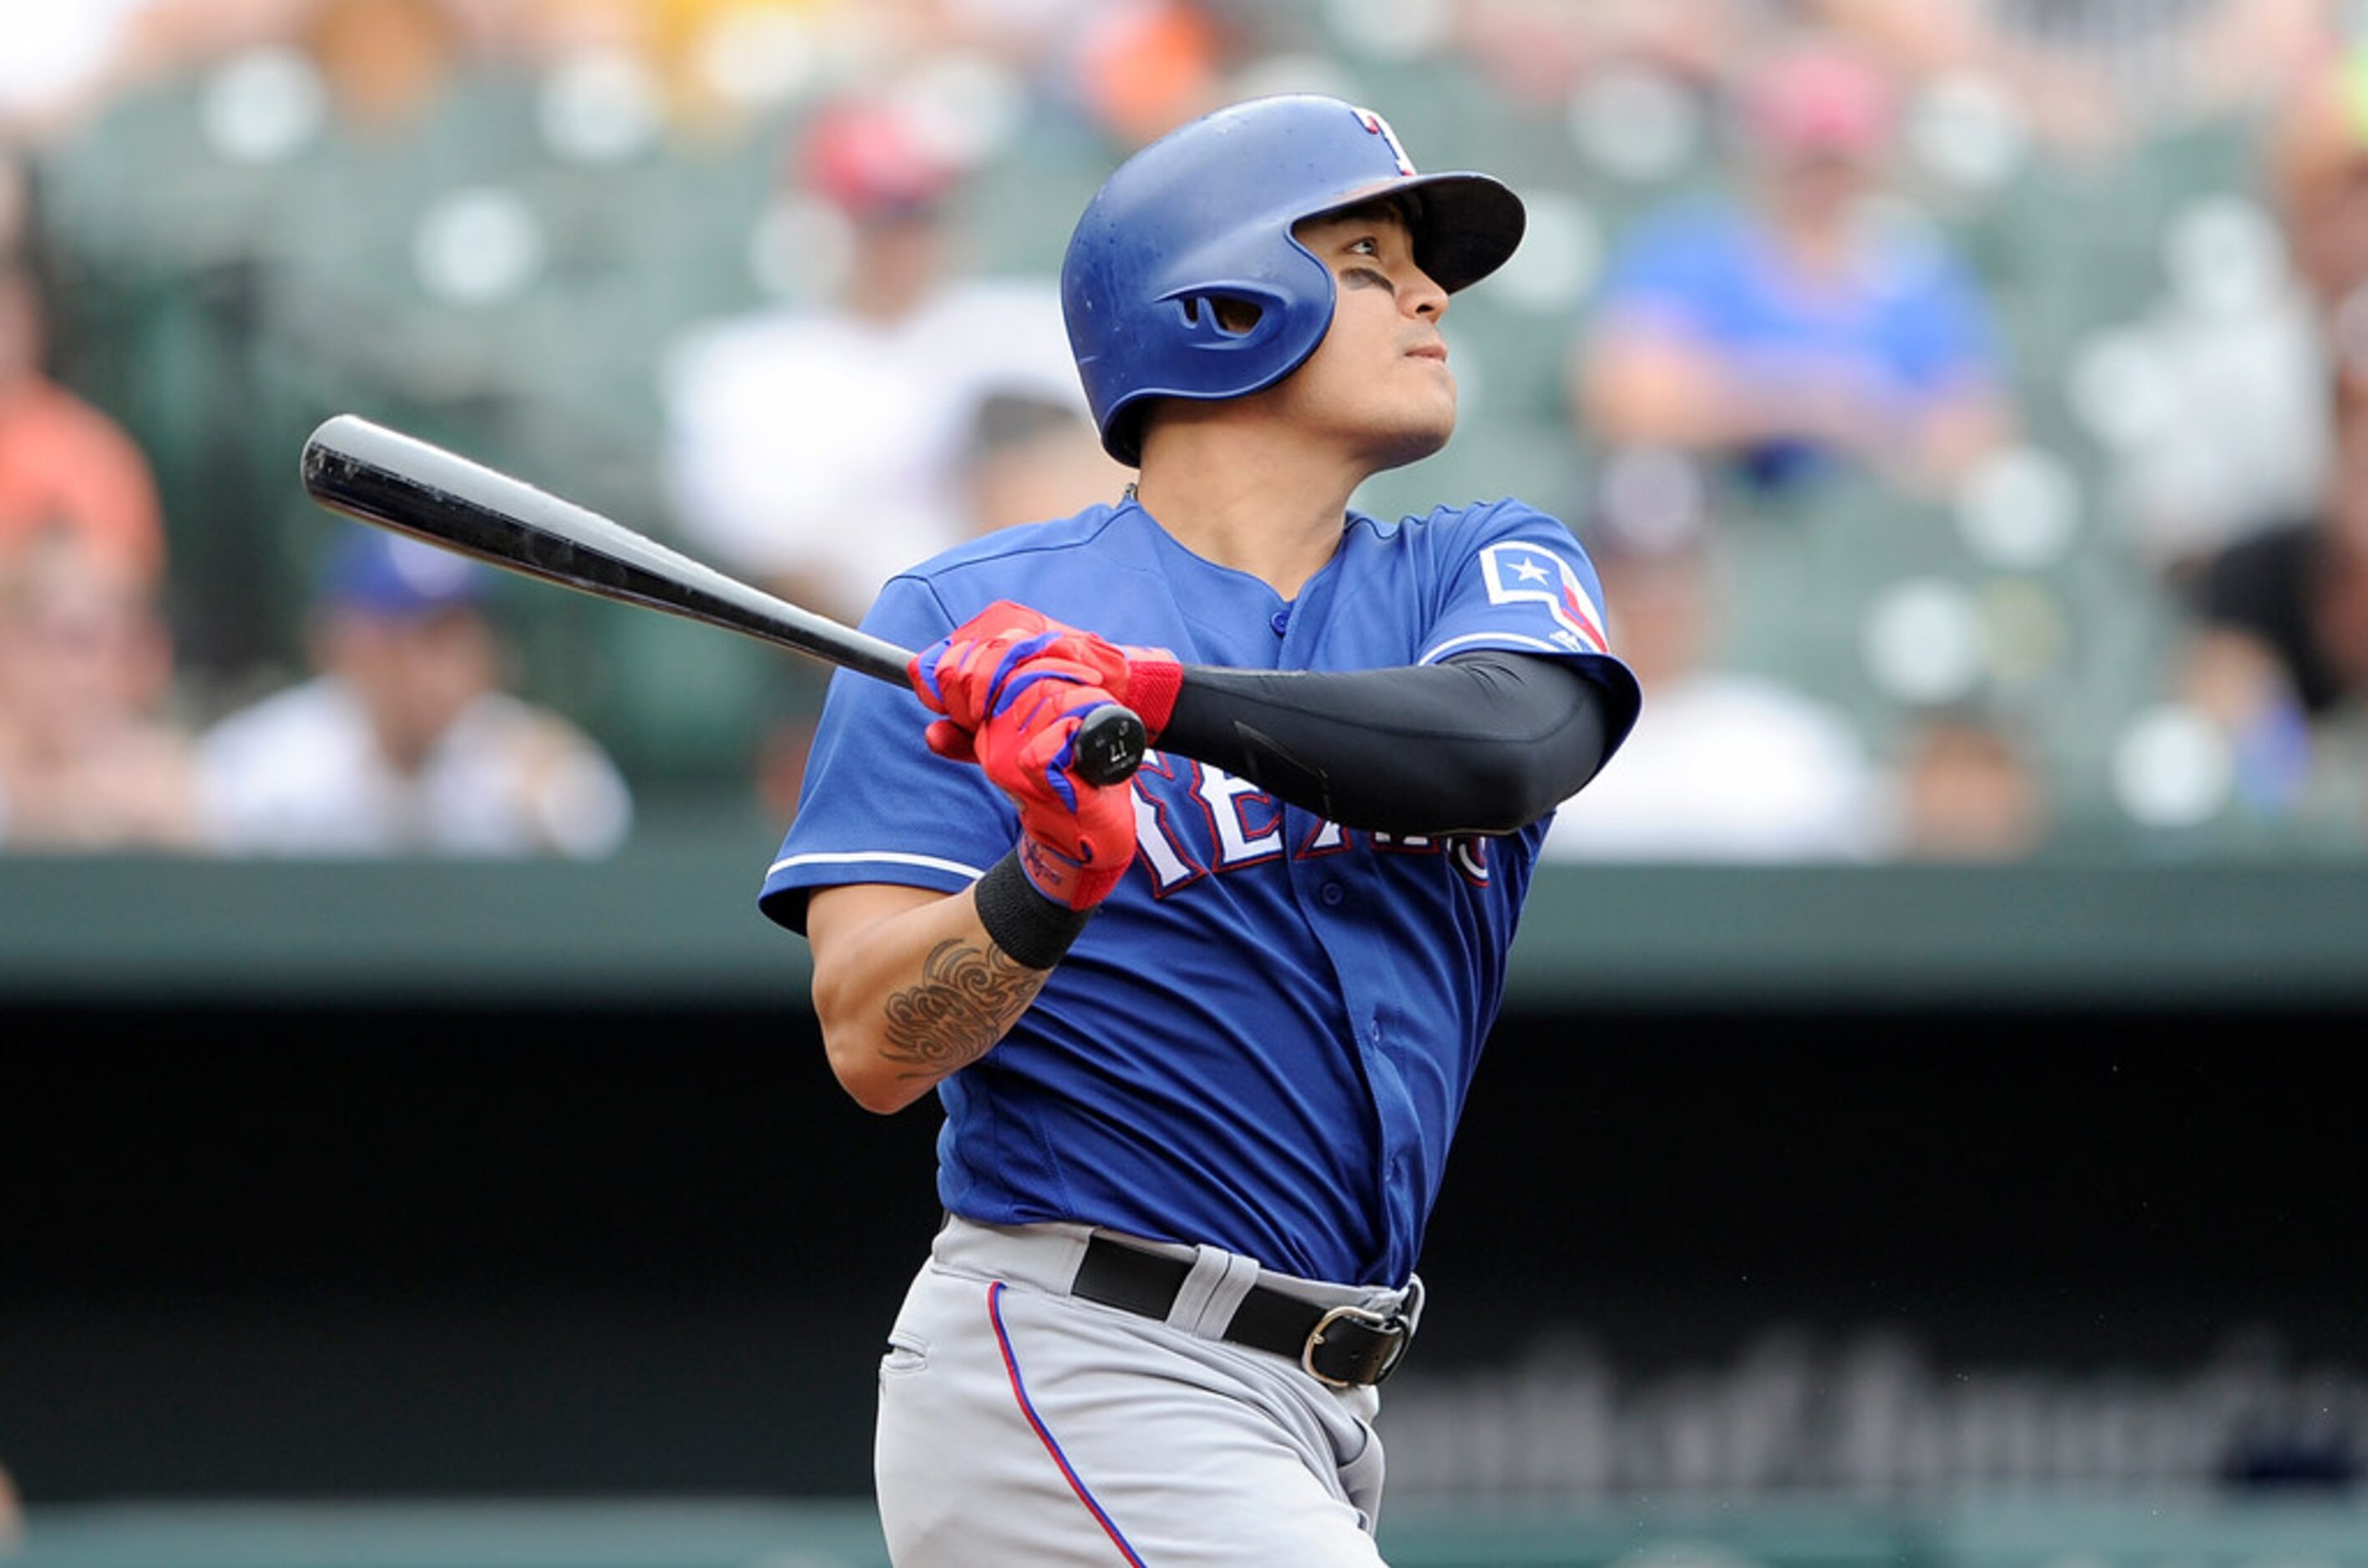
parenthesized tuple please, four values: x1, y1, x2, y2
(1301, 1303, 1411, 1389)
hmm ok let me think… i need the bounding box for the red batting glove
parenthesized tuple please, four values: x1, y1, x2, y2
(961, 660, 1141, 910)
(908, 599, 1183, 746)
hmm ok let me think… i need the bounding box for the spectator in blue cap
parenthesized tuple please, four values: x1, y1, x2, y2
(195, 526, 632, 857)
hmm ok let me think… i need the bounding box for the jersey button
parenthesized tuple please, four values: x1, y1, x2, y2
(1318, 881, 1345, 908)
(1269, 608, 1291, 635)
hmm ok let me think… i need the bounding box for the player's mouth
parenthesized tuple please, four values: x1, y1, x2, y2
(1407, 341, 1449, 362)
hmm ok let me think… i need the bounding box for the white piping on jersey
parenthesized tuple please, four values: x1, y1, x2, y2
(1417, 631, 1571, 664)
(768, 849, 987, 881)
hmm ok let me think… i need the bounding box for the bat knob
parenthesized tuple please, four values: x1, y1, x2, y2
(1075, 704, 1147, 787)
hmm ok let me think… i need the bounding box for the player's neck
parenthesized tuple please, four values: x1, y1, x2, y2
(1131, 426, 1364, 600)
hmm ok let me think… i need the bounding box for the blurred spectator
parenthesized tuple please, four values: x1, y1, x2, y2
(2176, 361, 2368, 817)
(0, 525, 202, 851)
(1885, 706, 2048, 859)
(2111, 42, 2368, 577)
(195, 527, 632, 856)
(1541, 455, 1885, 862)
(1571, 33, 2018, 502)
(296, 0, 474, 134)
(660, 89, 1091, 630)
(1063, 0, 1242, 149)
(748, 387, 1128, 823)
(959, 387, 1130, 537)
(0, 255, 166, 589)
(0, 1459, 18, 1555)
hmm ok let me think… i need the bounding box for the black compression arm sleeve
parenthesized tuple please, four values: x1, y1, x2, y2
(1154, 652, 1629, 836)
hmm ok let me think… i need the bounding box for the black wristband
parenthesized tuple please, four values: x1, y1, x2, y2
(973, 847, 1094, 969)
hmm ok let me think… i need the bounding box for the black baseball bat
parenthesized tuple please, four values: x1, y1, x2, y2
(296, 414, 1147, 787)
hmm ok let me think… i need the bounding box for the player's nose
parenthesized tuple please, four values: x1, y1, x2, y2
(1404, 263, 1448, 320)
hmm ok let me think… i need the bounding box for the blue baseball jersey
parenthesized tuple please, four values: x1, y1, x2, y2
(762, 494, 1628, 1287)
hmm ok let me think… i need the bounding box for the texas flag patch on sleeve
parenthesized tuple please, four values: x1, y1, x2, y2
(1479, 541, 1611, 655)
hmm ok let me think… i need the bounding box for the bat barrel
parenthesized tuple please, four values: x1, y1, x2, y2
(300, 415, 913, 685)
(296, 415, 1145, 785)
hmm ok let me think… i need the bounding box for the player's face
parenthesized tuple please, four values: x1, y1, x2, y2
(1272, 205, 1457, 469)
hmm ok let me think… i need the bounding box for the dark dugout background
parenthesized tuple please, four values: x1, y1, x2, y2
(7, 986, 2358, 1502)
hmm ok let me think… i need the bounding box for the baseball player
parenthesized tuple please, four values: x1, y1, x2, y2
(761, 95, 1640, 1565)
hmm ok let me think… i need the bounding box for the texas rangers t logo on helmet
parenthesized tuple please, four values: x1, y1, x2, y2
(1353, 106, 1417, 175)
(1480, 541, 1610, 654)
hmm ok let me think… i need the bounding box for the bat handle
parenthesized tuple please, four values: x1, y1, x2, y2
(1074, 703, 1148, 787)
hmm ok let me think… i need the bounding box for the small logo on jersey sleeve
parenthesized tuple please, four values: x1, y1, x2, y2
(1479, 541, 1610, 655)
(1353, 106, 1418, 176)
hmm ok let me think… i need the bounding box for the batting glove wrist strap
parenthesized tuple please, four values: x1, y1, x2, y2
(974, 847, 1093, 969)
(1116, 646, 1182, 738)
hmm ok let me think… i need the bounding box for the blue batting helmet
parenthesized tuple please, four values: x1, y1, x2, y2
(1061, 94, 1526, 466)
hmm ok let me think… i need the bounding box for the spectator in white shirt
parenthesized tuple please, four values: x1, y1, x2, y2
(1543, 463, 1885, 862)
(660, 90, 1103, 631)
(197, 527, 632, 857)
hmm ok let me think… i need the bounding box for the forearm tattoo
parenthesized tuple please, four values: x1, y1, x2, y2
(878, 938, 1045, 1081)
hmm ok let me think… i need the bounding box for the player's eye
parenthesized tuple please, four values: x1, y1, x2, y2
(1338, 237, 1395, 291)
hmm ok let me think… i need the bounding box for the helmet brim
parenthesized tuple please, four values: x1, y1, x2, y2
(1306, 170, 1526, 293)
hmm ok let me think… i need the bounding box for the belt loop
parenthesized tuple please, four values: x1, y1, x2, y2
(1166, 1245, 1257, 1338)
(1396, 1272, 1426, 1338)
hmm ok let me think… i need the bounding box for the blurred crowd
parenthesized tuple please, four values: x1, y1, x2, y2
(2, 0, 2366, 862)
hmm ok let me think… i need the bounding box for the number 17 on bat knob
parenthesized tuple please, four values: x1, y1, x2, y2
(1072, 706, 1148, 789)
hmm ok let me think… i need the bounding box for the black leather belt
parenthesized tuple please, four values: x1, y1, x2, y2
(1070, 1235, 1413, 1388)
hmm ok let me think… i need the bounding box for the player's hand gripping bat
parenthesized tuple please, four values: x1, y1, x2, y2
(296, 415, 1148, 787)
